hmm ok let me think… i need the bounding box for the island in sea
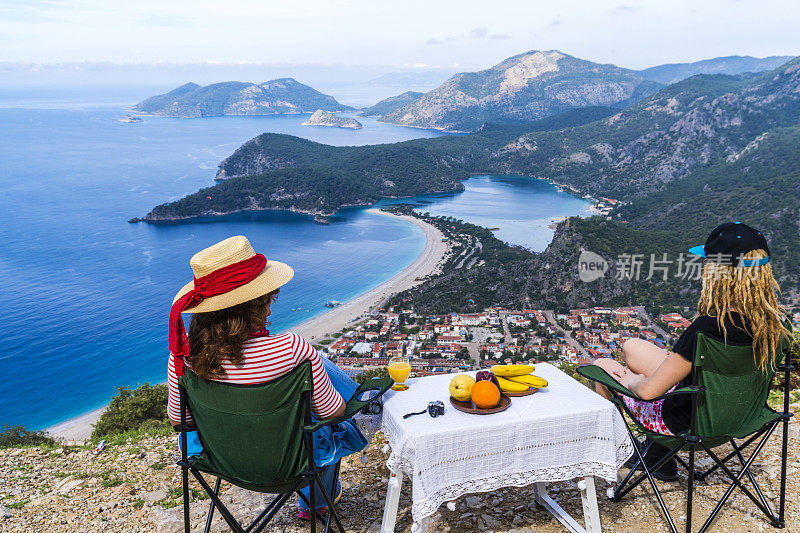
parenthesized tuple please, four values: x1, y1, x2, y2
(302, 109, 362, 129)
(131, 78, 352, 118)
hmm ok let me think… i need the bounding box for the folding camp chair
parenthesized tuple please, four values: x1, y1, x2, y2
(577, 333, 794, 533)
(176, 361, 393, 533)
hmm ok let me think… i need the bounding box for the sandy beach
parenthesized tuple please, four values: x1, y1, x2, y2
(47, 210, 447, 441)
(293, 210, 447, 340)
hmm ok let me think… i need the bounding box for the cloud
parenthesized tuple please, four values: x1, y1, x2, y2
(612, 4, 639, 13)
(426, 27, 511, 45)
(469, 27, 488, 39)
(137, 13, 194, 28)
(549, 18, 563, 27)
(0, 0, 82, 24)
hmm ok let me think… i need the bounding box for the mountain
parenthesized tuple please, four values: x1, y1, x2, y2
(378, 50, 662, 132)
(302, 110, 362, 129)
(140, 56, 800, 301)
(639, 55, 795, 85)
(358, 91, 424, 117)
(491, 58, 800, 200)
(131, 78, 352, 118)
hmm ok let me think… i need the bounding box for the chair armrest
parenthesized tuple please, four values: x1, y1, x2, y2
(576, 364, 703, 402)
(576, 364, 640, 399)
(304, 376, 394, 432)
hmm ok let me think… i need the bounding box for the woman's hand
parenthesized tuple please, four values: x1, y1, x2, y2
(613, 367, 645, 392)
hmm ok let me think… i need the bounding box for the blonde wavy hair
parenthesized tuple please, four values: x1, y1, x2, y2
(697, 249, 790, 371)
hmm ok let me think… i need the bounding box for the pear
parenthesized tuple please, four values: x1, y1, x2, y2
(449, 374, 476, 402)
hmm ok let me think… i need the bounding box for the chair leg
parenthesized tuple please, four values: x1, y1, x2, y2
(182, 464, 191, 533)
(204, 476, 221, 533)
(686, 442, 695, 533)
(730, 439, 776, 523)
(695, 430, 762, 480)
(697, 428, 778, 533)
(249, 479, 305, 533)
(310, 475, 317, 533)
(616, 440, 685, 504)
(778, 412, 790, 528)
(247, 490, 296, 533)
(315, 473, 346, 533)
(613, 412, 679, 533)
(614, 440, 653, 500)
(189, 468, 245, 533)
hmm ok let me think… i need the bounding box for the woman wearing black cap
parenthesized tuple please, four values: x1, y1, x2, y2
(592, 222, 791, 480)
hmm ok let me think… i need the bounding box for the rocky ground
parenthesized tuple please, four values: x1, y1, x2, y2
(1, 409, 798, 533)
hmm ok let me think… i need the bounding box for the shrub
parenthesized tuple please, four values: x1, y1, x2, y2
(353, 367, 390, 384)
(91, 383, 168, 439)
(0, 424, 57, 448)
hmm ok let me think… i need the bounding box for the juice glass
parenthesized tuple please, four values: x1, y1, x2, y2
(387, 356, 411, 391)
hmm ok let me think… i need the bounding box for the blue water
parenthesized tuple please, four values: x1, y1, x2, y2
(0, 102, 446, 429)
(0, 92, 590, 430)
(380, 175, 593, 251)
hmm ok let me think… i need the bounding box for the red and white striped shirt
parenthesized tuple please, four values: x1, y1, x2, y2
(167, 332, 343, 424)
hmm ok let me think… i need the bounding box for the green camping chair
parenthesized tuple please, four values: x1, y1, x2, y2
(577, 333, 794, 533)
(175, 361, 393, 533)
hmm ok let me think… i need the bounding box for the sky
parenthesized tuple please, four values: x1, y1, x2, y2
(1, 0, 798, 71)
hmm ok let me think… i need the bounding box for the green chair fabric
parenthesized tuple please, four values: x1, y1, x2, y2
(176, 361, 395, 533)
(577, 334, 784, 446)
(692, 334, 784, 440)
(576, 331, 793, 533)
(179, 362, 313, 493)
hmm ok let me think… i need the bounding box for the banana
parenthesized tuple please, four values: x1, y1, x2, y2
(496, 376, 531, 392)
(490, 364, 535, 377)
(507, 374, 549, 389)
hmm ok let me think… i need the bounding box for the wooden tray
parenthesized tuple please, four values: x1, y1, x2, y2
(505, 387, 540, 397)
(449, 394, 511, 414)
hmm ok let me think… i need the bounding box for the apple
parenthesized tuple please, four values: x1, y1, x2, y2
(449, 374, 476, 402)
(475, 370, 499, 388)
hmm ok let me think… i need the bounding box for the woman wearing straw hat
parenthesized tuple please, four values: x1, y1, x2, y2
(166, 235, 368, 520)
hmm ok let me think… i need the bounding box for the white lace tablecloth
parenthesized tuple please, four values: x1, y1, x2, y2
(380, 363, 633, 523)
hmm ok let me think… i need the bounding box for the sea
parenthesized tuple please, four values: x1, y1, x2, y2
(0, 86, 591, 430)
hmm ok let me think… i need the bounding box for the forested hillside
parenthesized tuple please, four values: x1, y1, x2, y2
(143, 107, 615, 219)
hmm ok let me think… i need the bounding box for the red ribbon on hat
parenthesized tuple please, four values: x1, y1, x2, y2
(169, 253, 267, 376)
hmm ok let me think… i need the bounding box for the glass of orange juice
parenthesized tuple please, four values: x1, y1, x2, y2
(388, 356, 411, 391)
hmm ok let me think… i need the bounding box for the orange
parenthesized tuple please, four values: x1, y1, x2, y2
(471, 380, 501, 409)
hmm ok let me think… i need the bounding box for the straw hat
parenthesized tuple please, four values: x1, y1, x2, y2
(172, 236, 294, 313)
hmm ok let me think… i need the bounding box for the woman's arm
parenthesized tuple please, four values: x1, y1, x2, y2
(292, 333, 345, 419)
(618, 351, 692, 400)
(327, 400, 346, 419)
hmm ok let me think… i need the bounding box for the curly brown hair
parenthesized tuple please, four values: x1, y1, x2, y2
(187, 290, 279, 378)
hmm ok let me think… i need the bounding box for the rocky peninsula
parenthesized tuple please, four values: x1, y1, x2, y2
(302, 110, 362, 129)
(132, 78, 352, 118)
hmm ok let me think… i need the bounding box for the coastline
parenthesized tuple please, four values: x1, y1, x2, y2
(47, 210, 447, 441)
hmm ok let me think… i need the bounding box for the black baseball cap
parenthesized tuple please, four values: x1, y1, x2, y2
(688, 222, 770, 267)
